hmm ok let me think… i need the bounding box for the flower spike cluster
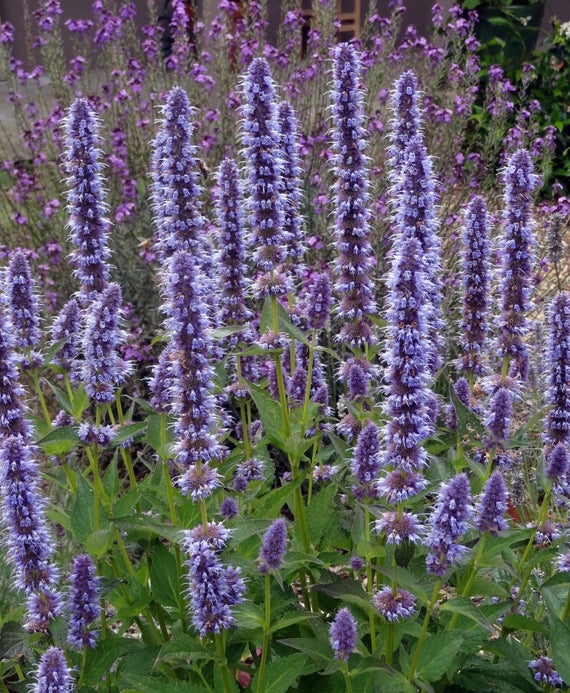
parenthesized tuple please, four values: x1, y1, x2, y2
(329, 608, 357, 661)
(6, 250, 41, 349)
(330, 43, 376, 347)
(32, 647, 73, 693)
(475, 470, 508, 535)
(388, 69, 422, 177)
(67, 554, 100, 649)
(543, 291, 570, 454)
(50, 298, 81, 372)
(241, 57, 289, 298)
(63, 97, 111, 303)
(0, 304, 30, 439)
(459, 196, 491, 377)
(258, 517, 288, 573)
(496, 148, 538, 382)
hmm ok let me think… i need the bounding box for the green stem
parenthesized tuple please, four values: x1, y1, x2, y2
(112, 394, 138, 490)
(31, 370, 51, 426)
(364, 509, 377, 654)
(256, 573, 272, 693)
(450, 534, 487, 629)
(512, 489, 551, 601)
(271, 297, 291, 438)
(342, 662, 353, 693)
(407, 581, 441, 684)
(215, 633, 233, 693)
(302, 329, 317, 427)
(562, 588, 570, 623)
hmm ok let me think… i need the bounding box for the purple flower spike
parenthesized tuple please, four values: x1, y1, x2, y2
(33, 647, 73, 693)
(347, 363, 368, 401)
(81, 283, 131, 405)
(388, 70, 422, 176)
(395, 135, 444, 375)
(241, 57, 289, 298)
(0, 305, 29, 438)
(149, 345, 174, 414)
(485, 387, 512, 444)
(184, 529, 245, 637)
(50, 298, 81, 371)
(6, 251, 41, 348)
(543, 292, 570, 451)
(496, 149, 538, 381)
(26, 589, 64, 633)
(152, 86, 206, 262)
(383, 236, 431, 474)
(277, 101, 305, 271)
(351, 420, 381, 488)
(1, 435, 58, 593)
(372, 586, 416, 622)
(460, 196, 491, 377)
(529, 656, 564, 687)
(475, 470, 508, 535)
(258, 517, 288, 573)
(164, 250, 226, 473)
(329, 607, 357, 661)
(375, 511, 422, 545)
(63, 98, 110, 303)
(305, 273, 332, 331)
(220, 496, 238, 519)
(331, 43, 376, 347)
(68, 554, 100, 649)
(216, 158, 253, 329)
(377, 469, 427, 504)
(546, 443, 569, 482)
(425, 473, 472, 576)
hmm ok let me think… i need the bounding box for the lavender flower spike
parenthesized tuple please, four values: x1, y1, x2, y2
(351, 419, 381, 499)
(388, 70, 422, 176)
(6, 250, 41, 348)
(163, 250, 226, 494)
(425, 473, 472, 576)
(0, 303, 29, 438)
(63, 97, 110, 303)
(475, 470, 508, 535)
(485, 387, 512, 445)
(1, 435, 59, 593)
(33, 647, 73, 693)
(459, 196, 491, 377)
(151, 86, 205, 262)
(68, 554, 100, 649)
(496, 148, 538, 382)
(81, 283, 131, 405)
(382, 236, 431, 474)
(241, 57, 289, 299)
(50, 298, 81, 371)
(305, 272, 332, 331)
(329, 607, 357, 660)
(331, 43, 376, 347)
(543, 292, 570, 452)
(258, 517, 288, 573)
(277, 101, 306, 271)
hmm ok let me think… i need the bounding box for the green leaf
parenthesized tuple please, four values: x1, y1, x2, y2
(112, 421, 147, 447)
(248, 382, 284, 442)
(263, 653, 306, 693)
(439, 597, 493, 631)
(415, 631, 464, 682)
(270, 610, 317, 633)
(501, 613, 548, 634)
(232, 602, 264, 630)
(84, 528, 116, 559)
(314, 580, 373, 614)
(547, 610, 570, 684)
(449, 385, 486, 437)
(259, 298, 309, 346)
(149, 542, 180, 609)
(118, 673, 204, 692)
(250, 477, 303, 519)
(36, 425, 81, 456)
(305, 483, 339, 549)
(83, 635, 141, 685)
(278, 637, 332, 666)
(154, 634, 212, 667)
(102, 457, 120, 498)
(71, 474, 110, 542)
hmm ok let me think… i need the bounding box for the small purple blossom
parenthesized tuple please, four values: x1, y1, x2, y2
(375, 511, 422, 544)
(50, 298, 81, 371)
(372, 587, 416, 622)
(26, 588, 64, 633)
(68, 554, 100, 649)
(485, 387, 512, 444)
(6, 251, 41, 348)
(388, 70, 422, 175)
(304, 272, 332, 331)
(329, 607, 357, 660)
(546, 443, 569, 482)
(220, 497, 238, 519)
(528, 656, 564, 687)
(32, 647, 73, 693)
(258, 518, 288, 573)
(351, 420, 381, 488)
(475, 470, 508, 535)
(77, 423, 115, 447)
(0, 305, 29, 438)
(543, 292, 570, 451)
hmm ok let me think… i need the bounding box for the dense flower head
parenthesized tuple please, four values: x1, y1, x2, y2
(425, 473, 472, 576)
(546, 442, 569, 482)
(475, 470, 508, 535)
(216, 158, 253, 328)
(184, 530, 245, 637)
(377, 468, 427, 504)
(346, 362, 369, 401)
(394, 135, 443, 375)
(50, 298, 81, 370)
(32, 646, 73, 693)
(304, 272, 332, 331)
(241, 57, 289, 296)
(77, 422, 115, 447)
(375, 511, 422, 544)
(459, 196, 491, 376)
(277, 101, 305, 269)
(164, 250, 226, 469)
(151, 86, 206, 262)
(351, 419, 381, 487)
(258, 517, 288, 573)
(528, 656, 564, 687)
(485, 387, 512, 443)
(0, 304, 29, 438)
(329, 607, 357, 660)
(1, 435, 58, 593)
(63, 97, 111, 303)
(220, 496, 238, 519)
(331, 43, 376, 346)
(26, 588, 64, 633)
(372, 586, 416, 622)
(496, 149, 538, 381)
(149, 345, 174, 414)
(543, 292, 570, 450)
(67, 554, 100, 649)
(559, 551, 570, 572)
(6, 250, 41, 348)
(388, 70, 422, 175)
(179, 463, 221, 501)
(81, 283, 131, 404)
(382, 236, 431, 473)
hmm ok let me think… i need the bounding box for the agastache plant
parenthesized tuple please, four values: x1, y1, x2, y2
(6, 250, 41, 349)
(241, 57, 289, 299)
(330, 43, 376, 347)
(32, 647, 73, 693)
(459, 196, 491, 379)
(496, 148, 538, 382)
(0, 303, 30, 439)
(50, 298, 81, 372)
(63, 97, 110, 303)
(387, 69, 422, 177)
(67, 554, 100, 649)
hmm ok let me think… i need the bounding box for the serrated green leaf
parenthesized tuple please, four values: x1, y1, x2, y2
(83, 635, 141, 685)
(277, 637, 332, 665)
(439, 597, 492, 630)
(111, 421, 147, 447)
(415, 631, 464, 682)
(305, 483, 339, 549)
(270, 611, 317, 633)
(154, 634, 212, 667)
(36, 425, 81, 456)
(71, 474, 110, 542)
(259, 298, 309, 346)
(263, 653, 306, 693)
(501, 613, 548, 634)
(547, 609, 570, 684)
(232, 602, 264, 630)
(149, 542, 180, 608)
(84, 528, 116, 559)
